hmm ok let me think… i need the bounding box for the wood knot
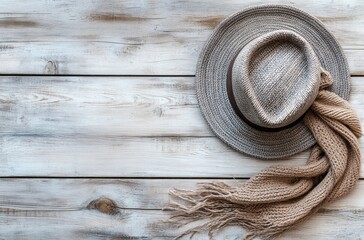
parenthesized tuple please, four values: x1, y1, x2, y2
(87, 198, 119, 215)
(43, 60, 58, 74)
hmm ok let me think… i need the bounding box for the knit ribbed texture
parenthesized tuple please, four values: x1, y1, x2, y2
(165, 70, 361, 239)
(232, 30, 321, 129)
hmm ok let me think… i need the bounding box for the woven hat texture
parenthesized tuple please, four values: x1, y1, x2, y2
(196, 4, 350, 159)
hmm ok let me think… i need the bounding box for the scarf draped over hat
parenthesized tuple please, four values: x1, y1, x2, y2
(165, 69, 361, 239)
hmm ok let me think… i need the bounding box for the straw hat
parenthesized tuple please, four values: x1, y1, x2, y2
(196, 4, 350, 159)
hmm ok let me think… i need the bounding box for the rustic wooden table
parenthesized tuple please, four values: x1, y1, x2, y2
(0, 0, 363, 239)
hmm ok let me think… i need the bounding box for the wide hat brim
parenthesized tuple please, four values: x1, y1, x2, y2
(196, 5, 350, 159)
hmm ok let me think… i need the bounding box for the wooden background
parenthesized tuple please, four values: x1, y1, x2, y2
(1, 0, 364, 239)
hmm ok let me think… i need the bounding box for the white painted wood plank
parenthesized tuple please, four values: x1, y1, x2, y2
(0, 179, 363, 239)
(0, 0, 363, 75)
(1, 76, 364, 177)
(0, 76, 209, 137)
(2, 179, 362, 210)
(4, 209, 364, 239)
(346, 49, 364, 76)
(0, 135, 309, 177)
(1, 76, 364, 137)
(2, 135, 364, 177)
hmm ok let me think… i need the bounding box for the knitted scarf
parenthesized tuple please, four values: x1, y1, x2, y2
(165, 69, 362, 239)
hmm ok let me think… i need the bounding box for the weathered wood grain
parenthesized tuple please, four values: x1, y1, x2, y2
(0, 0, 363, 75)
(0, 76, 207, 137)
(1, 76, 363, 137)
(1, 135, 364, 178)
(4, 210, 364, 239)
(1, 76, 364, 177)
(0, 178, 363, 239)
(0, 135, 310, 177)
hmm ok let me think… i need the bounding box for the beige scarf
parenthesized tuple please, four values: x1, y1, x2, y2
(165, 70, 362, 239)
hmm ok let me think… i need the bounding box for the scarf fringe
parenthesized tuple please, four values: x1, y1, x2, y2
(165, 182, 288, 239)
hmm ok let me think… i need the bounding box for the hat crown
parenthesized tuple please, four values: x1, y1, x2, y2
(231, 30, 321, 129)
